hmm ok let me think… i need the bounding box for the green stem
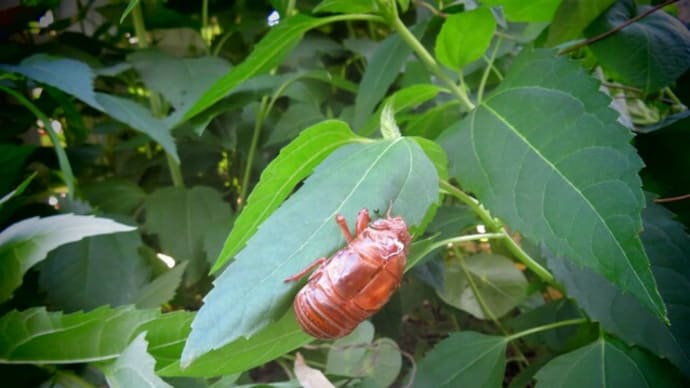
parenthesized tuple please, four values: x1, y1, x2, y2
(131, 3, 184, 187)
(429, 233, 504, 251)
(202, 0, 209, 50)
(0, 85, 75, 198)
(388, 15, 475, 111)
(238, 96, 269, 208)
(440, 180, 556, 285)
(506, 318, 589, 342)
(477, 36, 503, 104)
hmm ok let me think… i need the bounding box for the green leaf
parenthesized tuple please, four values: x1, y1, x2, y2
(100, 333, 172, 388)
(212, 120, 358, 273)
(0, 172, 36, 209)
(0, 145, 34, 198)
(266, 103, 326, 146)
(435, 8, 496, 71)
(0, 214, 135, 303)
(158, 310, 311, 377)
(356, 338, 402, 388)
(127, 50, 230, 124)
(360, 83, 443, 136)
(585, 0, 690, 94)
(119, 0, 140, 23)
(546, 201, 690, 376)
(438, 47, 665, 319)
(313, 0, 378, 14)
(534, 337, 683, 387)
(353, 23, 427, 130)
(380, 101, 401, 139)
(0, 306, 159, 363)
(1, 55, 179, 161)
(545, 0, 617, 46)
(415, 331, 507, 387)
(133, 263, 187, 309)
(412, 136, 449, 181)
(183, 15, 326, 121)
(38, 231, 150, 312)
(81, 179, 147, 215)
(482, 0, 561, 22)
(184, 137, 439, 365)
(144, 186, 232, 285)
(326, 321, 375, 376)
(404, 101, 461, 139)
(437, 254, 528, 319)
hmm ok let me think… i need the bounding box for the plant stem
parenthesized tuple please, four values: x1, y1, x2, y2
(131, 3, 184, 187)
(0, 85, 75, 198)
(477, 36, 503, 104)
(238, 96, 269, 208)
(440, 180, 556, 285)
(506, 318, 589, 342)
(202, 0, 209, 51)
(387, 14, 475, 111)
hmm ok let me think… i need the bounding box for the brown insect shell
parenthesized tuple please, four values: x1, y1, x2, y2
(293, 216, 410, 339)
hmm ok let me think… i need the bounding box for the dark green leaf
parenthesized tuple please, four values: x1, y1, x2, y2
(266, 103, 325, 146)
(127, 50, 230, 124)
(0, 172, 36, 209)
(414, 331, 506, 387)
(1, 55, 179, 161)
(0, 214, 135, 303)
(184, 138, 439, 365)
(119, 0, 140, 23)
(134, 262, 188, 309)
(437, 254, 528, 319)
(99, 333, 172, 388)
(438, 47, 665, 319)
(534, 337, 684, 387)
(313, 0, 378, 14)
(0, 306, 159, 363)
(144, 186, 232, 285)
(212, 120, 358, 273)
(38, 231, 150, 312)
(546, 0, 617, 46)
(404, 101, 461, 139)
(353, 23, 427, 130)
(183, 15, 327, 121)
(545, 201, 690, 375)
(81, 179, 147, 215)
(0, 145, 35, 198)
(435, 8, 496, 71)
(586, 0, 690, 94)
(412, 136, 449, 181)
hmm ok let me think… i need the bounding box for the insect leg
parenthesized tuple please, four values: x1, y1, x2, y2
(355, 208, 370, 235)
(284, 257, 327, 283)
(335, 214, 354, 242)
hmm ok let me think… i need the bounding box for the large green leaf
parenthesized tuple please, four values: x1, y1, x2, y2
(438, 47, 665, 319)
(534, 337, 683, 387)
(99, 333, 172, 388)
(1, 55, 179, 161)
(144, 186, 233, 285)
(38, 231, 150, 312)
(546, 202, 690, 376)
(0, 214, 135, 303)
(182, 15, 326, 121)
(353, 23, 427, 130)
(127, 50, 230, 125)
(437, 254, 528, 319)
(212, 120, 358, 273)
(81, 179, 147, 215)
(0, 306, 159, 363)
(183, 137, 439, 365)
(586, 0, 690, 94)
(414, 331, 506, 387)
(546, 0, 617, 46)
(435, 7, 496, 72)
(134, 262, 188, 309)
(158, 310, 310, 377)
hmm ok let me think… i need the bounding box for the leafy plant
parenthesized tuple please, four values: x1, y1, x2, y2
(1, 0, 689, 386)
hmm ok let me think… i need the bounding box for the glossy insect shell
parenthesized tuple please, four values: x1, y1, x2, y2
(290, 209, 410, 339)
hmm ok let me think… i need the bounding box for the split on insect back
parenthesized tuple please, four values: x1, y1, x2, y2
(181, 137, 440, 367)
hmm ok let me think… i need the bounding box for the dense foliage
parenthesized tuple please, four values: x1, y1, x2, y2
(1, 0, 689, 386)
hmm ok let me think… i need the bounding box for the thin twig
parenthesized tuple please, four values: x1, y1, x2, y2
(655, 193, 690, 203)
(559, 0, 680, 55)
